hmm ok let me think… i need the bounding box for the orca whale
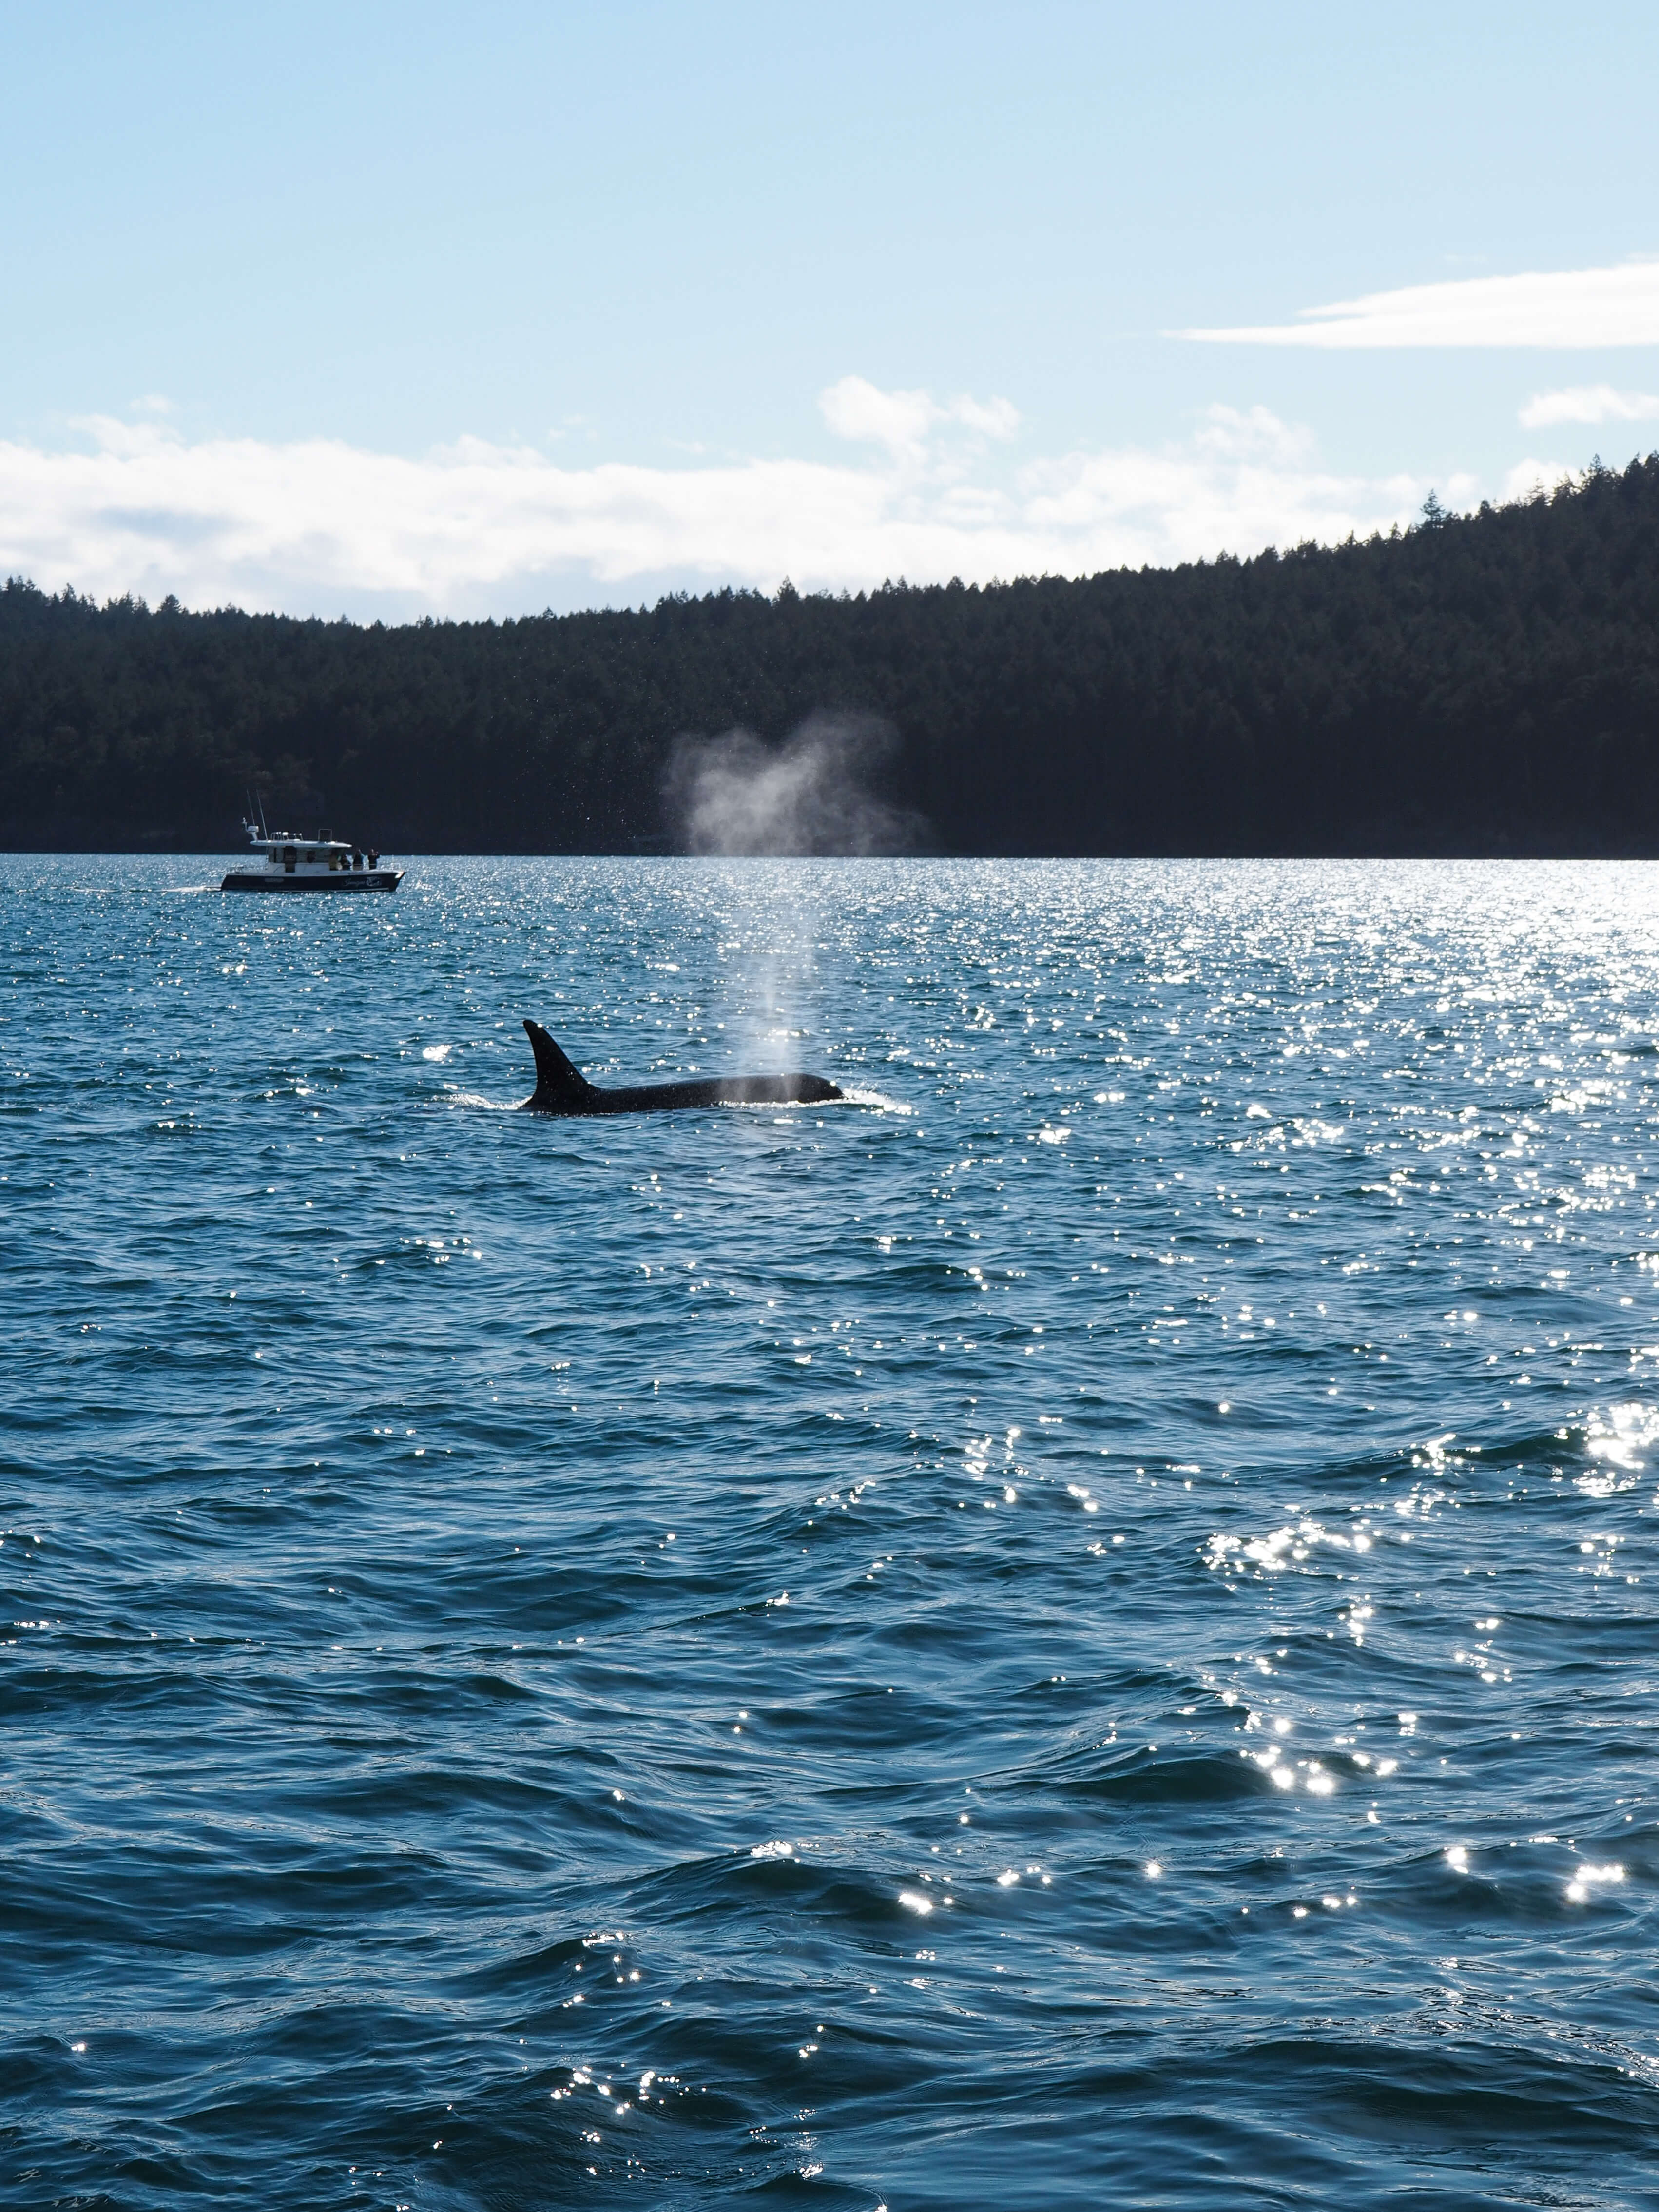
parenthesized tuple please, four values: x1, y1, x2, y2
(520, 1019, 843, 1115)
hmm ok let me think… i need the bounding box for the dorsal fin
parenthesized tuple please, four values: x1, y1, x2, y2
(523, 1018, 593, 1104)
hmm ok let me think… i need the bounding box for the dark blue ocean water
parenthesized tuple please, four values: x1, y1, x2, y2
(4, 855, 1659, 2212)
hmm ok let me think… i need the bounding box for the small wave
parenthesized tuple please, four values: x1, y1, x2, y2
(11, 853, 1659, 2212)
(728, 1093, 868, 1111)
(837, 1085, 911, 1112)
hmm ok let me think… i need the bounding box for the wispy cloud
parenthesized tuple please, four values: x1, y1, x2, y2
(1019, 405, 1452, 563)
(818, 374, 1020, 461)
(1519, 384, 1659, 428)
(1183, 260, 1659, 349)
(0, 390, 1454, 618)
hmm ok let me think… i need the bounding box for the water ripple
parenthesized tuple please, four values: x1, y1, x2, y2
(3, 856, 1659, 2207)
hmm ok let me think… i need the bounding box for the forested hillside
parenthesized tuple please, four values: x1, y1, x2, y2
(4, 457, 1659, 854)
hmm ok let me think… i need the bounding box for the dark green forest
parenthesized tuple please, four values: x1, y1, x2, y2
(4, 456, 1659, 855)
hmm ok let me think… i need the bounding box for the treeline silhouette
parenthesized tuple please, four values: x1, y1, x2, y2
(3, 456, 1658, 855)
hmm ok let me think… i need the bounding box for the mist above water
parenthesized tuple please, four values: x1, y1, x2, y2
(662, 711, 927, 856)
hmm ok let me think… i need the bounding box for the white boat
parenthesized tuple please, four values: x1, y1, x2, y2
(221, 820, 404, 893)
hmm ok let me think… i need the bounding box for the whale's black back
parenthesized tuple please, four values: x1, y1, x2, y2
(520, 1018, 841, 1115)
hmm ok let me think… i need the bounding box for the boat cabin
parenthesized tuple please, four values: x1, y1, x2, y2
(255, 835, 376, 876)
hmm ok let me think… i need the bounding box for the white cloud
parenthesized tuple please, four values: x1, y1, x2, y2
(819, 374, 937, 456)
(818, 374, 1019, 460)
(947, 392, 1021, 440)
(1183, 260, 1659, 349)
(1021, 406, 1457, 563)
(0, 391, 1452, 619)
(1500, 458, 1582, 504)
(1519, 383, 1659, 428)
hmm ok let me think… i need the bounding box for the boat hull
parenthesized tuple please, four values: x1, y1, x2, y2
(221, 871, 404, 892)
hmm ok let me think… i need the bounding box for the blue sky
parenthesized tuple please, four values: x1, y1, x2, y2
(4, 0, 1658, 616)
